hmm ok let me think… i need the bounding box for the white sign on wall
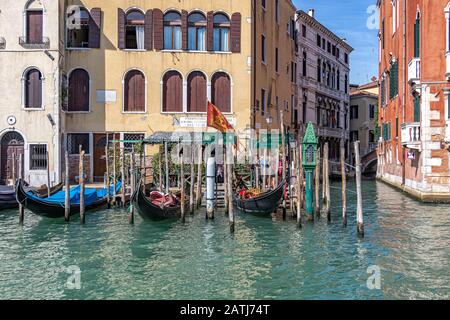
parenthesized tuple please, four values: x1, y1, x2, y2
(178, 117, 237, 128)
(407, 151, 416, 160)
(96, 90, 117, 104)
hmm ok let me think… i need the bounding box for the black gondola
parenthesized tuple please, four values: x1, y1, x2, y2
(132, 182, 181, 220)
(233, 181, 286, 216)
(15, 179, 109, 218)
(0, 183, 64, 211)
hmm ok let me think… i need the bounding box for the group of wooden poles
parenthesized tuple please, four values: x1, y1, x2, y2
(11, 130, 364, 237)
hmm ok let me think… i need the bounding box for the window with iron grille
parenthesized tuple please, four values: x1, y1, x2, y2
(29, 144, 47, 170)
(67, 133, 90, 154)
(124, 133, 145, 152)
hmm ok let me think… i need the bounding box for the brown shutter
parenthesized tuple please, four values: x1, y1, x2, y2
(230, 13, 241, 53)
(153, 9, 164, 50)
(125, 71, 145, 112)
(212, 73, 231, 113)
(25, 69, 42, 108)
(144, 10, 153, 50)
(181, 10, 188, 50)
(27, 11, 43, 43)
(163, 71, 182, 112)
(69, 69, 89, 111)
(89, 8, 101, 48)
(207, 11, 214, 51)
(188, 72, 207, 112)
(118, 8, 125, 49)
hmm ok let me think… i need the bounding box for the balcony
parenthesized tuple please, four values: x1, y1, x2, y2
(401, 122, 421, 149)
(0, 37, 5, 49)
(19, 36, 50, 49)
(408, 58, 420, 84)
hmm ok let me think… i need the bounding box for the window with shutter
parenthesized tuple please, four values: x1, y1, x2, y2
(414, 17, 420, 58)
(125, 10, 145, 50)
(68, 69, 90, 112)
(163, 11, 182, 50)
(187, 71, 207, 113)
(89, 8, 101, 49)
(153, 9, 164, 50)
(230, 13, 241, 53)
(213, 13, 230, 52)
(26, 10, 43, 44)
(67, 7, 90, 48)
(118, 8, 126, 49)
(124, 70, 145, 112)
(212, 72, 231, 113)
(414, 95, 421, 122)
(25, 68, 42, 109)
(162, 71, 183, 112)
(389, 61, 398, 99)
(144, 10, 153, 50)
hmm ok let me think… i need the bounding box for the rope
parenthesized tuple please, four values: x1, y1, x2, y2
(328, 160, 356, 170)
(329, 185, 357, 194)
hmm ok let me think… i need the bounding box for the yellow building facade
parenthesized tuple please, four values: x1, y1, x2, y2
(63, 0, 296, 181)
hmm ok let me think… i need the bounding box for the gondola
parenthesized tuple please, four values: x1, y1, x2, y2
(132, 182, 181, 220)
(15, 179, 120, 218)
(0, 183, 64, 211)
(233, 180, 286, 216)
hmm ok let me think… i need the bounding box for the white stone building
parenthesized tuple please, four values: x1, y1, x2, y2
(0, 0, 64, 186)
(295, 9, 353, 163)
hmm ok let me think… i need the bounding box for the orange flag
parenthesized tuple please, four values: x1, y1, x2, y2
(207, 101, 234, 133)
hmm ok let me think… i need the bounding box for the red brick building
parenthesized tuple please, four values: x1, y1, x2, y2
(377, 0, 450, 201)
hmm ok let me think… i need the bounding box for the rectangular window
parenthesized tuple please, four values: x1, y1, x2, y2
(414, 17, 420, 58)
(317, 34, 321, 46)
(123, 133, 145, 152)
(275, 0, 279, 23)
(390, 61, 399, 99)
(381, 19, 385, 49)
(369, 130, 375, 143)
(302, 25, 306, 37)
(396, 118, 399, 137)
(29, 144, 47, 170)
(414, 95, 421, 122)
(262, 0, 266, 9)
(67, 133, 90, 155)
(322, 38, 325, 50)
(350, 105, 359, 120)
(380, 78, 386, 107)
(261, 35, 266, 63)
(261, 89, 266, 116)
(350, 131, 359, 142)
(344, 53, 349, 64)
(327, 41, 331, 53)
(275, 48, 279, 72)
(369, 104, 376, 119)
(26, 10, 43, 44)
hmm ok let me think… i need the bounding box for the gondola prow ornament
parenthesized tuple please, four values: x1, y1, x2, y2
(302, 122, 318, 220)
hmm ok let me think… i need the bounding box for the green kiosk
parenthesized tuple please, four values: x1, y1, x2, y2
(302, 122, 318, 220)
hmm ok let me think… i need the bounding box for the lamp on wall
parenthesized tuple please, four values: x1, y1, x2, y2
(47, 114, 55, 126)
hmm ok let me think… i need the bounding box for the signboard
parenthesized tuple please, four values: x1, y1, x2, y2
(96, 90, 117, 104)
(407, 151, 416, 160)
(179, 117, 237, 128)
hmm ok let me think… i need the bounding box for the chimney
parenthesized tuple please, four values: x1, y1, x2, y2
(308, 9, 315, 18)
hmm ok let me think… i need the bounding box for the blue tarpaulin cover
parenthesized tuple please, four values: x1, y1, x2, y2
(25, 182, 122, 206)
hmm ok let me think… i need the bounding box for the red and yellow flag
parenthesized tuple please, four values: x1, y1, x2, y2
(207, 101, 234, 133)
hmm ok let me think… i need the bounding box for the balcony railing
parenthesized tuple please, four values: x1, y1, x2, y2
(401, 122, 421, 149)
(19, 36, 50, 49)
(408, 58, 420, 83)
(0, 37, 5, 49)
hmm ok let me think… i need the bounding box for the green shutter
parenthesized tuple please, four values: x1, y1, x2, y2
(396, 118, 399, 137)
(414, 18, 420, 58)
(381, 79, 385, 106)
(389, 62, 398, 99)
(414, 95, 421, 122)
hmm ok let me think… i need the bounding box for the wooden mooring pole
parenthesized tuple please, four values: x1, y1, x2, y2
(180, 149, 186, 223)
(158, 145, 163, 190)
(227, 159, 235, 233)
(120, 147, 126, 207)
(354, 141, 364, 237)
(341, 144, 347, 227)
(105, 144, 110, 209)
(46, 150, 51, 197)
(64, 151, 70, 222)
(224, 150, 229, 215)
(280, 110, 287, 219)
(112, 139, 117, 206)
(164, 142, 169, 194)
(12, 152, 16, 188)
(323, 143, 331, 221)
(189, 144, 195, 215)
(196, 144, 202, 209)
(315, 149, 321, 218)
(79, 145, 85, 224)
(18, 153, 24, 223)
(296, 144, 303, 228)
(129, 149, 135, 224)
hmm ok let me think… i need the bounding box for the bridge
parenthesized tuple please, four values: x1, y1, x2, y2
(361, 149, 378, 175)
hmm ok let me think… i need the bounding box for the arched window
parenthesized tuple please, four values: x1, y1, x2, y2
(24, 68, 42, 108)
(212, 72, 231, 113)
(126, 10, 145, 49)
(188, 12, 206, 51)
(67, 7, 90, 48)
(187, 71, 207, 113)
(164, 11, 182, 50)
(68, 69, 90, 112)
(213, 13, 230, 52)
(124, 70, 145, 112)
(162, 71, 183, 112)
(302, 51, 307, 77)
(25, 1, 43, 44)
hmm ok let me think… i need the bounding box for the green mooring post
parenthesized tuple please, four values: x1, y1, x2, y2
(302, 122, 318, 220)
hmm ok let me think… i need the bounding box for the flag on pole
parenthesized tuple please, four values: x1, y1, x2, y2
(207, 101, 234, 133)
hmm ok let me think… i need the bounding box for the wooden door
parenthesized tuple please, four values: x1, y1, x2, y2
(1, 133, 24, 185)
(93, 134, 107, 182)
(27, 11, 43, 44)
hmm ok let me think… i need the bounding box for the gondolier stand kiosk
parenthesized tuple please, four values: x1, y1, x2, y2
(302, 123, 318, 221)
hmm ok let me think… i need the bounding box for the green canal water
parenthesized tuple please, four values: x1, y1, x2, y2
(0, 180, 449, 300)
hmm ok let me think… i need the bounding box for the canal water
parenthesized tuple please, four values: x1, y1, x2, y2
(0, 180, 449, 300)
